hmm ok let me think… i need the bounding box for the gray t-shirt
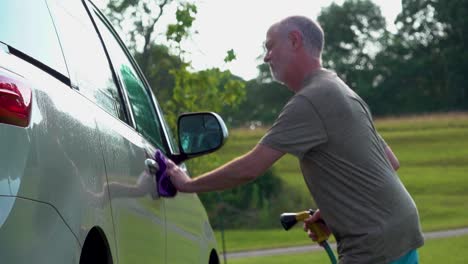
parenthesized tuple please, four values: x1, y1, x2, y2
(260, 69, 424, 264)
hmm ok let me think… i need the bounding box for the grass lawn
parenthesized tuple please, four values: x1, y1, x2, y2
(212, 113, 468, 252)
(226, 234, 468, 264)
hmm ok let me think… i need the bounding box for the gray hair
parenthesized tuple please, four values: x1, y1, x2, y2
(278, 16, 324, 58)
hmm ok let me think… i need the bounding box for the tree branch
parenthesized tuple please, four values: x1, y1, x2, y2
(141, 0, 169, 73)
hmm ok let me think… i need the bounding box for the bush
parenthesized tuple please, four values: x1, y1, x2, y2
(199, 168, 316, 229)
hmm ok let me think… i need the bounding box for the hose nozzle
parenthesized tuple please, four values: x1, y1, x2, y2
(280, 209, 330, 243)
(279, 209, 337, 264)
(280, 211, 311, 231)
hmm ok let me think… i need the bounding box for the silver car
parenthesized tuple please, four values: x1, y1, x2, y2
(0, 0, 226, 263)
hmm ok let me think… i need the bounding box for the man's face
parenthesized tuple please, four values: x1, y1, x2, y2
(263, 25, 293, 84)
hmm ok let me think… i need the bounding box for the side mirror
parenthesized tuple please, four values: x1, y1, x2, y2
(171, 112, 228, 164)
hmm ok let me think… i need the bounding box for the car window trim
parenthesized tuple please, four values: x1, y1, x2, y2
(78, 0, 134, 128)
(85, 0, 173, 153)
(0, 41, 70, 87)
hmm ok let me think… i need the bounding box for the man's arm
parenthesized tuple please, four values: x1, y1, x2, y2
(166, 144, 285, 193)
(385, 145, 400, 171)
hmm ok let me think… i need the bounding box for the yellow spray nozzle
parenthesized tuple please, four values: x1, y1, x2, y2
(280, 209, 337, 264)
(279, 209, 329, 243)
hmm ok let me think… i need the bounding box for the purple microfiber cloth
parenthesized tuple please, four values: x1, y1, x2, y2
(154, 149, 177, 197)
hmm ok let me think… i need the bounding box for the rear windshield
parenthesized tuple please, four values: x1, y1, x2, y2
(0, 0, 68, 76)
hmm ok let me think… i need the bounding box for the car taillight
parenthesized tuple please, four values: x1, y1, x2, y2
(0, 74, 32, 127)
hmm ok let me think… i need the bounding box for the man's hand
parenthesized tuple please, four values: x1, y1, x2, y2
(303, 209, 331, 242)
(166, 159, 192, 192)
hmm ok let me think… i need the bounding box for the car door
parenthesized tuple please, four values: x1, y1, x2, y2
(87, 3, 168, 263)
(89, 3, 219, 264)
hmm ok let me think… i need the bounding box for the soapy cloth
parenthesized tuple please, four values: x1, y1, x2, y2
(154, 149, 177, 197)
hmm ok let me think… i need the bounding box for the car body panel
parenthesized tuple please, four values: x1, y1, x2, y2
(0, 47, 117, 260)
(165, 192, 217, 263)
(0, 1, 220, 263)
(94, 107, 166, 263)
(0, 197, 81, 263)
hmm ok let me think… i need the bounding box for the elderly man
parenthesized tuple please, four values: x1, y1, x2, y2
(167, 16, 423, 264)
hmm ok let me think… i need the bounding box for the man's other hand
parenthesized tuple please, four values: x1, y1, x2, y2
(303, 209, 331, 242)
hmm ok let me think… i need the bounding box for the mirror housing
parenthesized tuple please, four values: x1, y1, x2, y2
(170, 112, 228, 164)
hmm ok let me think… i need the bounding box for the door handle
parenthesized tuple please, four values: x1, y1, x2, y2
(145, 158, 160, 199)
(145, 158, 159, 173)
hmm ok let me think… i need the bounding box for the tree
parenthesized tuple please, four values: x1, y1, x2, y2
(391, 0, 468, 112)
(133, 44, 183, 103)
(315, 0, 468, 115)
(104, 1, 246, 129)
(199, 168, 289, 229)
(163, 66, 246, 129)
(318, 0, 388, 98)
(221, 63, 293, 127)
(105, 0, 196, 72)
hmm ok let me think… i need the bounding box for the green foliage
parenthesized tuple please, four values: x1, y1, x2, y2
(317, 0, 388, 110)
(224, 49, 237, 63)
(104, 1, 246, 131)
(224, 0, 468, 125)
(133, 44, 183, 103)
(131, 45, 246, 131)
(221, 63, 293, 127)
(198, 168, 299, 229)
(105, 0, 468, 128)
(384, 0, 468, 113)
(166, 3, 197, 44)
(318, 0, 387, 73)
(106, 0, 174, 53)
(162, 67, 246, 130)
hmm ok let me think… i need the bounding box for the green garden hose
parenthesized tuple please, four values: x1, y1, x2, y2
(321, 240, 337, 264)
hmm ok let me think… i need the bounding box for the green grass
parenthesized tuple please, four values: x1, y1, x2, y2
(215, 228, 315, 253)
(211, 113, 468, 252)
(226, 234, 468, 264)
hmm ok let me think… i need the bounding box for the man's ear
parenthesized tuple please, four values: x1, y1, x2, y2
(288, 30, 303, 50)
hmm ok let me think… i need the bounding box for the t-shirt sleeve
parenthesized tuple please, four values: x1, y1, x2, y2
(259, 95, 328, 159)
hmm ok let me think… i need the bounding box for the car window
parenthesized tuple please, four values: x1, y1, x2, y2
(46, 0, 127, 123)
(0, 0, 68, 76)
(159, 107, 180, 153)
(91, 9, 166, 151)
